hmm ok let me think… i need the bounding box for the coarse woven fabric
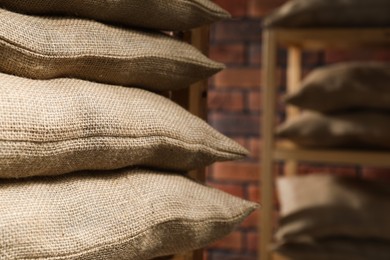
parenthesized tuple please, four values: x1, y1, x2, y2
(276, 175, 390, 241)
(0, 167, 258, 259)
(276, 111, 390, 149)
(0, 8, 223, 91)
(0, 0, 230, 31)
(285, 62, 390, 112)
(263, 0, 390, 28)
(0, 72, 248, 179)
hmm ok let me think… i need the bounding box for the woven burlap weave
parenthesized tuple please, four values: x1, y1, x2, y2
(0, 8, 223, 91)
(263, 0, 390, 28)
(0, 167, 258, 259)
(0, 0, 230, 31)
(285, 62, 390, 112)
(0, 73, 248, 178)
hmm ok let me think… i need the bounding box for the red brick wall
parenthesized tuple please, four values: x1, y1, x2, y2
(206, 1, 284, 259)
(206, 0, 390, 259)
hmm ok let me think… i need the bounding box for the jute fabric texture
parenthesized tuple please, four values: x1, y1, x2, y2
(276, 175, 390, 241)
(285, 62, 390, 112)
(0, 73, 248, 178)
(277, 111, 390, 149)
(264, 0, 390, 28)
(0, 167, 258, 259)
(0, 0, 230, 31)
(0, 8, 223, 91)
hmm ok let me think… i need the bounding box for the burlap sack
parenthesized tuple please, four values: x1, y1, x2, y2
(277, 111, 390, 149)
(285, 62, 390, 112)
(0, 167, 258, 259)
(0, 73, 248, 178)
(274, 238, 390, 260)
(0, 8, 223, 91)
(276, 175, 390, 240)
(0, 0, 230, 31)
(263, 0, 390, 28)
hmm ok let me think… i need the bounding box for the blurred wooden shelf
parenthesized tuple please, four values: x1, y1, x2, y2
(260, 27, 390, 260)
(273, 28, 390, 50)
(274, 141, 390, 167)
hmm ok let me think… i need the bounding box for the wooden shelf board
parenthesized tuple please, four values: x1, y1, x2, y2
(273, 253, 289, 260)
(274, 141, 390, 167)
(273, 28, 390, 50)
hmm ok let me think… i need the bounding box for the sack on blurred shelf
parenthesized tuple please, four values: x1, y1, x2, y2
(276, 174, 390, 240)
(264, 0, 390, 28)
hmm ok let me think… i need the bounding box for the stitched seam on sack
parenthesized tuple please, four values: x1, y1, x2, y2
(0, 38, 217, 68)
(21, 212, 250, 260)
(183, 0, 228, 16)
(0, 135, 244, 156)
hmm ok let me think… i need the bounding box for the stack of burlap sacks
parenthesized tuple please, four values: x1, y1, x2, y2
(275, 175, 390, 260)
(264, 0, 390, 259)
(0, 1, 258, 259)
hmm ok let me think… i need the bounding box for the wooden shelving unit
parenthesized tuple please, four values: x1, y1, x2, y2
(259, 28, 390, 260)
(155, 26, 209, 260)
(171, 26, 210, 260)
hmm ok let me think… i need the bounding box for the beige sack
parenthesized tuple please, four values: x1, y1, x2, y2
(276, 175, 390, 240)
(264, 0, 390, 28)
(0, 73, 248, 178)
(277, 111, 390, 149)
(0, 8, 223, 91)
(0, 167, 258, 259)
(274, 238, 390, 260)
(0, 0, 230, 31)
(285, 62, 390, 112)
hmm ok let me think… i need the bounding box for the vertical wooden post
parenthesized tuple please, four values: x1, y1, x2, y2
(188, 26, 209, 185)
(260, 30, 278, 260)
(284, 46, 302, 177)
(169, 26, 210, 260)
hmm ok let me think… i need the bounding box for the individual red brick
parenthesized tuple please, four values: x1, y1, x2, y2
(248, 0, 287, 17)
(210, 44, 246, 65)
(373, 49, 390, 61)
(208, 112, 260, 136)
(209, 231, 243, 251)
(214, 68, 260, 89)
(324, 50, 373, 64)
(361, 167, 390, 181)
(213, 0, 250, 17)
(209, 183, 245, 198)
(247, 231, 258, 253)
(208, 90, 244, 112)
(248, 91, 261, 112)
(324, 48, 390, 64)
(249, 43, 262, 65)
(248, 184, 260, 202)
(248, 137, 260, 159)
(212, 162, 259, 183)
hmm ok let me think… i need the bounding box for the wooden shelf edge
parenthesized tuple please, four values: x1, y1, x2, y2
(274, 142, 390, 167)
(268, 28, 390, 49)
